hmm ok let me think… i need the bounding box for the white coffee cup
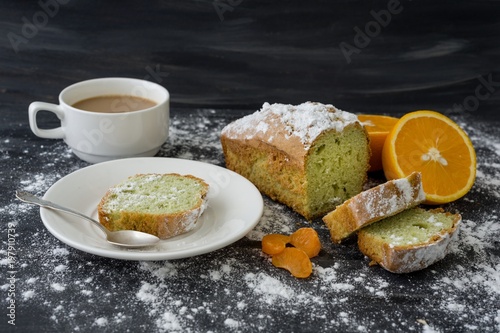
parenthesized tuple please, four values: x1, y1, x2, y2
(28, 77, 169, 163)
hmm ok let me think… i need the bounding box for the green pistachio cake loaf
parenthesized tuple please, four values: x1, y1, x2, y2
(98, 173, 209, 239)
(221, 102, 370, 220)
(357, 207, 461, 273)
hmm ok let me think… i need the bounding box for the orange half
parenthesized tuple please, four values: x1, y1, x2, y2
(358, 115, 399, 172)
(382, 110, 476, 204)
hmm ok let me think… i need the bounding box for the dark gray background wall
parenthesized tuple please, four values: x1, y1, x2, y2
(1, 0, 499, 120)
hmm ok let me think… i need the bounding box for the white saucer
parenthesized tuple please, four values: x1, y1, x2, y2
(40, 157, 264, 260)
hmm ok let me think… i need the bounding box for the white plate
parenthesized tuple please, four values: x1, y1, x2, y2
(41, 157, 263, 261)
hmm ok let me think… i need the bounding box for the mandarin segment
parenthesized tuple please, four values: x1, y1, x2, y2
(382, 110, 476, 204)
(358, 114, 399, 172)
(289, 227, 321, 258)
(271, 247, 313, 278)
(262, 234, 291, 255)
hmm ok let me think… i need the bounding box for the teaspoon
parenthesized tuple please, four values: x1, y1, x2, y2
(16, 190, 160, 248)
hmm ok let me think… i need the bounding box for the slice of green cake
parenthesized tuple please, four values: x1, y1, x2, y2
(323, 172, 425, 243)
(98, 173, 209, 239)
(357, 207, 461, 273)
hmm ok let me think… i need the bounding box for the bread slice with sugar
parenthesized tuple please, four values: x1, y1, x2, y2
(221, 102, 370, 220)
(322, 172, 425, 243)
(97, 173, 209, 240)
(357, 207, 461, 273)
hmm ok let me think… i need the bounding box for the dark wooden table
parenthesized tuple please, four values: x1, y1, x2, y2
(1, 1, 499, 332)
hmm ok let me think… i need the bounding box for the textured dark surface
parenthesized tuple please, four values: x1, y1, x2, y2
(2, 108, 500, 333)
(1, 1, 499, 333)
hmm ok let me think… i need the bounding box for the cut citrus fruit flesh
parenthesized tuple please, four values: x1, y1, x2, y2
(262, 234, 291, 255)
(358, 115, 399, 172)
(271, 247, 312, 278)
(382, 110, 476, 204)
(289, 228, 321, 258)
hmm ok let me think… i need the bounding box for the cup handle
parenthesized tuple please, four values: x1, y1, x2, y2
(28, 102, 65, 139)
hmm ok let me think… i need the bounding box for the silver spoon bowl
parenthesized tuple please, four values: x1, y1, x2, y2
(16, 190, 160, 248)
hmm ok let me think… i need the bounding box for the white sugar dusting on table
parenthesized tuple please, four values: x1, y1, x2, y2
(1, 110, 499, 332)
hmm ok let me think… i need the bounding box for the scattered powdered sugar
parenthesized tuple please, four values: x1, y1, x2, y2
(50, 283, 66, 292)
(1, 110, 499, 332)
(155, 311, 182, 332)
(22, 290, 35, 300)
(245, 198, 296, 241)
(224, 318, 241, 329)
(316, 265, 356, 292)
(161, 109, 225, 166)
(94, 317, 108, 327)
(53, 248, 70, 256)
(244, 272, 295, 303)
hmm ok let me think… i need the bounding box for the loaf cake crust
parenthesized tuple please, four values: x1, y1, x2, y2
(97, 173, 209, 240)
(357, 208, 461, 273)
(221, 102, 370, 220)
(323, 172, 426, 243)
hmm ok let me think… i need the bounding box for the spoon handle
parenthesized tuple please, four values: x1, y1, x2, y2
(15, 190, 108, 234)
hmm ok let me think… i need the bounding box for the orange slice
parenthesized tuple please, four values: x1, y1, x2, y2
(382, 110, 476, 204)
(358, 115, 399, 172)
(289, 228, 321, 258)
(271, 247, 312, 278)
(262, 234, 291, 255)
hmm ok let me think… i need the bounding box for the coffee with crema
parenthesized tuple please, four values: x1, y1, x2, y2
(72, 95, 157, 113)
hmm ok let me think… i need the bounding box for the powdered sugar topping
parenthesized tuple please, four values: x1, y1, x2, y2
(394, 174, 425, 202)
(350, 173, 424, 222)
(222, 102, 359, 149)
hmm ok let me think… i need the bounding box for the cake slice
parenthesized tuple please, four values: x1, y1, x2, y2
(357, 207, 461, 273)
(322, 172, 425, 243)
(221, 102, 370, 220)
(97, 173, 209, 240)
